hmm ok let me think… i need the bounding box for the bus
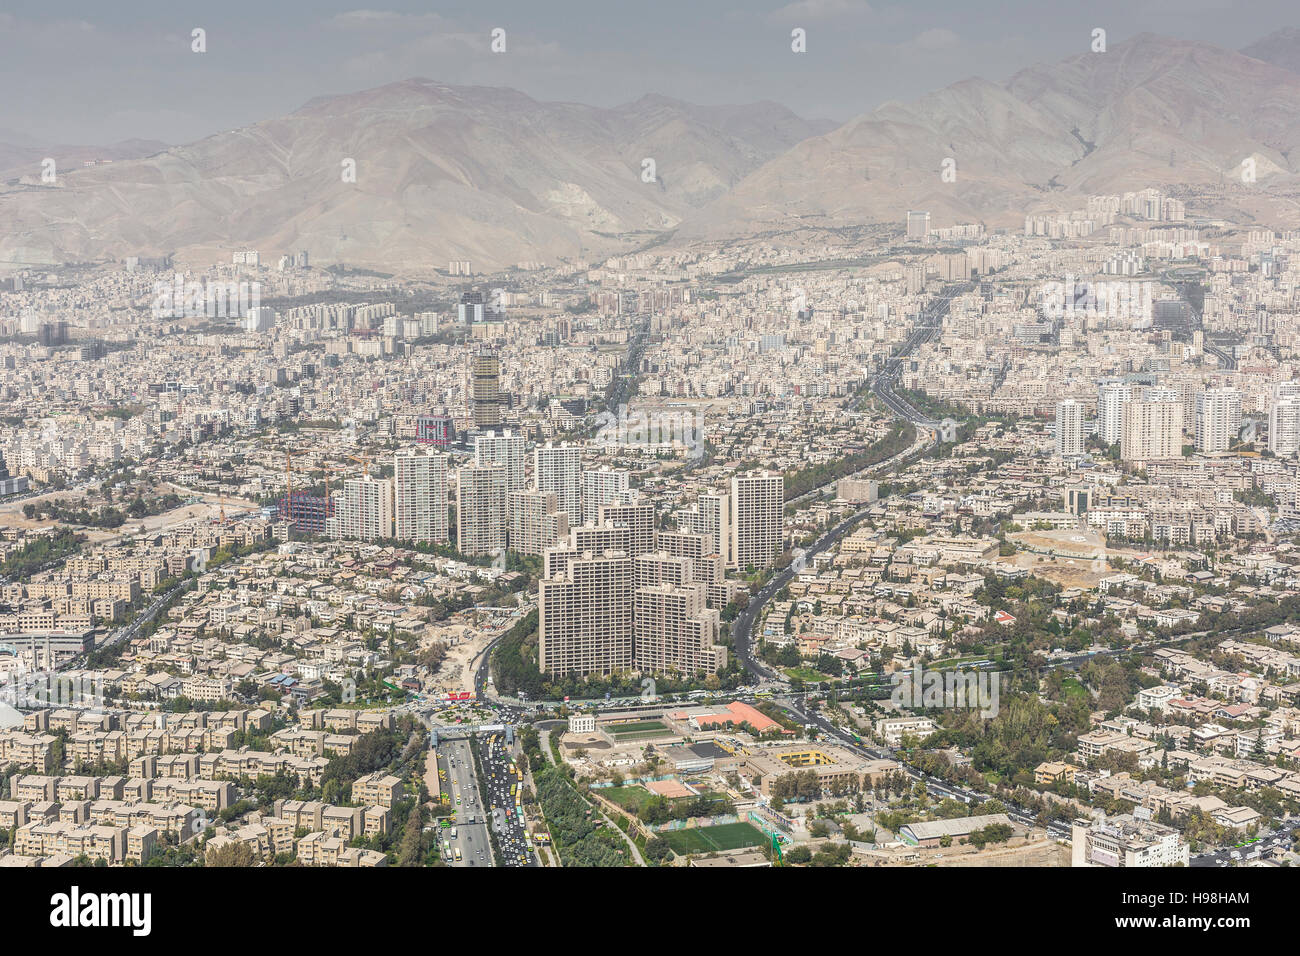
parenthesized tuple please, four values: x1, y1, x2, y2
(454, 847, 462, 862)
(755, 690, 774, 699)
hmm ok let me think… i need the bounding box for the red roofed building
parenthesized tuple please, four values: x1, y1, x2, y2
(669, 701, 782, 735)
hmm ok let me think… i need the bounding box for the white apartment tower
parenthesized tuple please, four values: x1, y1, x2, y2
(730, 472, 784, 571)
(1269, 381, 1300, 457)
(329, 475, 393, 542)
(581, 466, 632, 525)
(456, 465, 507, 556)
(1096, 382, 1132, 446)
(1054, 399, 1085, 457)
(1194, 388, 1241, 453)
(393, 448, 448, 544)
(534, 443, 582, 523)
(475, 430, 526, 504)
(682, 492, 732, 567)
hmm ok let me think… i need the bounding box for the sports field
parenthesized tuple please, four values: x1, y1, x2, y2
(603, 785, 655, 812)
(605, 720, 670, 739)
(660, 822, 766, 854)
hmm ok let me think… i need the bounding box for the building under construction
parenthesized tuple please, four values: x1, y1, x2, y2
(470, 352, 502, 430)
(278, 493, 333, 535)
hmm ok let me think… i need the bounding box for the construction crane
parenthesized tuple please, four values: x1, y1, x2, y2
(322, 464, 347, 502)
(348, 454, 372, 478)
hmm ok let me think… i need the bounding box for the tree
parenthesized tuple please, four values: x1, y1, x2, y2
(785, 845, 812, 864)
(398, 803, 426, 867)
(206, 841, 255, 867)
(644, 836, 672, 863)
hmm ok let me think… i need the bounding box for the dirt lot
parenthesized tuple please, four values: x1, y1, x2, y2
(861, 833, 1069, 867)
(1007, 527, 1113, 588)
(0, 485, 258, 546)
(422, 621, 497, 697)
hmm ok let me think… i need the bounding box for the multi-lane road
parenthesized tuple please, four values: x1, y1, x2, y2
(733, 285, 966, 683)
(434, 737, 492, 867)
(479, 731, 539, 867)
(775, 693, 1075, 842)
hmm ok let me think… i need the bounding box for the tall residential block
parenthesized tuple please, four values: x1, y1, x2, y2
(538, 551, 634, 677)
(581, 466, 632, 525)
(1054, 399, 1085, 457)
(682, 491, 731, 568)
(475, 430, 526, 506)
(328, 475, 392, 542)
(534, 443, 582, 523)
(1194, 388, 1241, 454)
(394, 448, 448, 544)
(730, 472, 783, 570)
(1096, 382, 1132, 446)
(456, 465, 507, 556)
(509, 490, 570, 557)
(1121, 400, 1183, 464)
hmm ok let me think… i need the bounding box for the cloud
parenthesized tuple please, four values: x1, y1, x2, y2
(324, 10, 448, 30)
(766, 0, 875, 23)
(899, 28, 960, 53)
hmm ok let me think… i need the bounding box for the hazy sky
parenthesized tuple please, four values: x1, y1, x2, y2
(1, 0, 1296, 145)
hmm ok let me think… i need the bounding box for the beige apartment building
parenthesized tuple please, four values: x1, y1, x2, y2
(394, 447, 449, 544)
(509, 490, 569, 557)
(456, 464, 507, 556)
(1121, 399, 1183, 464)
(633, 583, 726, 676)
(539, 550, 634, 676)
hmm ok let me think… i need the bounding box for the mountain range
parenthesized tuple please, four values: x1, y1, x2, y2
(2, 29, 1300, 273)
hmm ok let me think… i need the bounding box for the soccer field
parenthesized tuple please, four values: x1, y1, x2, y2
(660, 822, 766, 854)
(605, 720, 669, 739)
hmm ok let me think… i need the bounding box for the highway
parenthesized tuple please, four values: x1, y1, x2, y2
(733, 283, 967, 682)
(65, 578, 194, 668)
(1189, 827, 1291, 867)
(479, 731, 539, 867)
(434, 737, 493, 867)
(774, 693, 1074, 842)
